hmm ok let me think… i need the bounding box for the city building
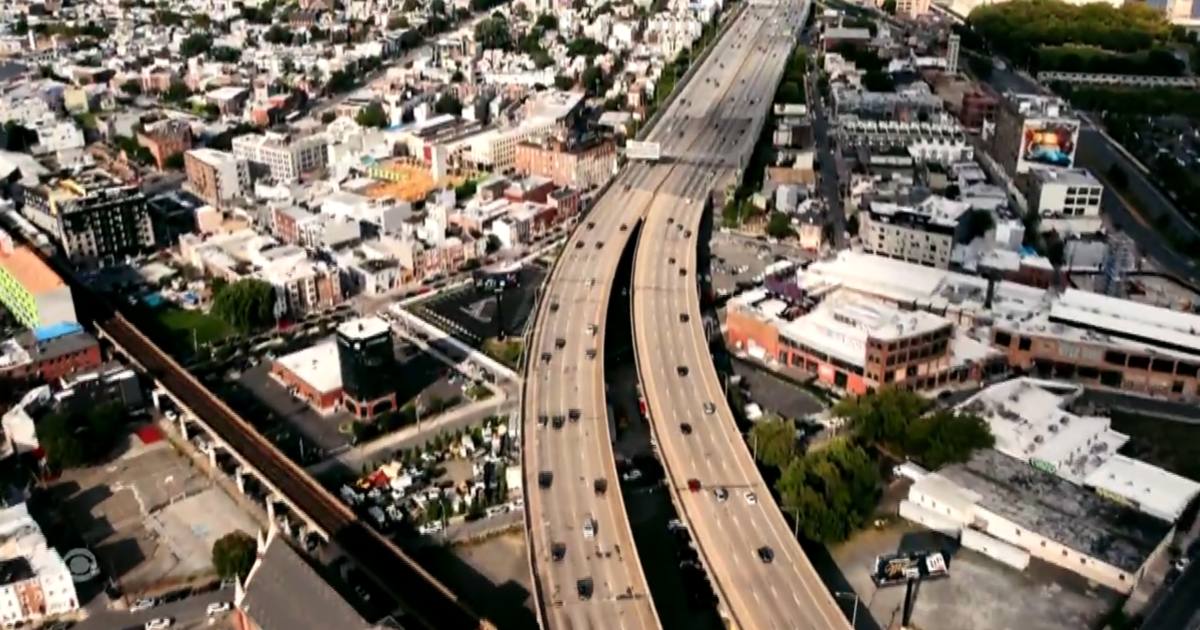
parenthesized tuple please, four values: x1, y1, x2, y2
(0, 503, 79, 627)
(0, 324, 102, 382)
(514, 137, 618, 191)
(1026, 166, 1104, 218)
(890, 0, 931, 18)
(788, 251, 1200, 400)
(20, 169, 154, 265)
(234, 525, 376, 630)
(905, 448, 1171, 595)
(859, 196, 973, 269)
(725, 288, 1003, 394)
(0, 235, 75, 330)
(136, 119, 193, 171)
(987, 93, 1079, 178)
(336, 316, 398, 420)
(261, 258, 343, 318)
(232, 132, 329, 182)
(958, 89, 997, 131)
(271, 342, 343, 410)
(184, 148, 250, 209)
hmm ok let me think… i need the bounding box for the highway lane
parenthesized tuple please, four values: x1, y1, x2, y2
(632, 3, 854, 630)
(521, 6, 804, 630)
(524, 162, 663, 630)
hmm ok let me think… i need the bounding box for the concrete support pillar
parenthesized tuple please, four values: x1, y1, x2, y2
(235, 468, 245, 494)
(178, 418, 188, 441)
(208, 447, 217, 468)
(266, 500, 276, 523)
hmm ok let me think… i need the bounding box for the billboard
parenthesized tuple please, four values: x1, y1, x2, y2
(1017, 118, 1079, 173)
(871, 551, 950, 588)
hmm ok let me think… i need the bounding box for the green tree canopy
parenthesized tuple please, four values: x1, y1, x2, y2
(535, 13, 558, 31)
(211, 531, 257, 580)
(37, 401, 129, 469)
(179, 32, 213, 58)
(765, 212, 794, 239)
(474, 16, 511, 50)
(749, 416, 798, 470)
(834, 388, 994, 468)
(775, 81, 803, 105)
(968, 0, 1169, 63)
(212, 278, 276, 333)
(775, 440, 880, 543)
(435, 93, 463, 116)
(355, 101, 389, 128)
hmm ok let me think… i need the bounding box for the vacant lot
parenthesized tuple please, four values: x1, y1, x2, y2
(156, 307, 230, 347)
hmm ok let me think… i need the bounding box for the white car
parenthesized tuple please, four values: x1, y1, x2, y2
(622, 470, 642, 482)
(744, 492, 757, 505)
(206, 602, 231, 616)
(130, 599, 158, 612)
(144, 619, 172, 630)
(714, 488, 728, 502)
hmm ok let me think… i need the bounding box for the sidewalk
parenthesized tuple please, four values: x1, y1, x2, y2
(306, 396, 513, 476)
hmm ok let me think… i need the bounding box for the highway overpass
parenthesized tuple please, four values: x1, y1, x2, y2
(631, 3, 857, 630)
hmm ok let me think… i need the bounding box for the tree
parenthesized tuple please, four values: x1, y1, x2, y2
(775, 81, 803, 104)
(553, 75, 574, 91)
(834, 388, 994, 468)
(179, 32, 213, 58)
(212, 278, 277, 332)
(485, 234, 502, 254)
(119, 79, 143, 96)
(535, 13, 558, 31)
(211, 531, 257, 580)
(387, 15, 409, 30)
(967, 1, 1169, 66)
(37, 401, 129, 470)
(474, 16, 511, 50)
(774, 440, 880, 543)
(766, 212, 794, 239)
(210, 46, 242, 63)
(263, 25, 293, 45)
(749, 416, 797, 470)
(355, 101, 389, 128)
(434, 93, 463, 116)
(963, 208, 995, 242)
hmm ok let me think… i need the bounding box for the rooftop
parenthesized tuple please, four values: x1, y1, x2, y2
(1004, 92, 1072, 119)
(238, 527, 369, 630)
(187, 148, 239, 167)
(0, 244, 64, 295)
(1029, 165, 1100, 188)
(275, 341, 342, 395)
(959, 378, 1200, 521)
(337, 316, 391, 341)
(525, 90, 586, 123)
(867, 195, 972, 229)
(933, 449, 1171, 573)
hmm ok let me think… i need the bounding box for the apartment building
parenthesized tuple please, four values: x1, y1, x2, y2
(0, 503, 78, 627)
(467, 119, 558, 173)
(20, 169, 155, 265)
(232, 131, 329, 182)
(959, 89, 997, 131)
(136, 119, 193, 171)
(260, 258, 344, 318)
(184, 148, 250, 209)
(859, 196, 971, 269)
(987, 92, 1079, 178)
(1026, 166, 1104, 218)
(890, 0, 930, 17)
(514, 137, 618, 191)
(0, 236, 75, 330)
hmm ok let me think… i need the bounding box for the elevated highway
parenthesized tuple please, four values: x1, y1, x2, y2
(39, 258, 493, 630)
(523, 4, 849, 630)
(630, 3, 857, 630)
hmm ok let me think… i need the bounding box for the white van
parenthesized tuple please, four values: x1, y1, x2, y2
(583, 518, 596, 539)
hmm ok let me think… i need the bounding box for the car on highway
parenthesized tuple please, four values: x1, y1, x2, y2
(583, 517, 596, 538)
(703, 402, 715, 414)
(757, 546, 775, 564)
(206, 602, 231, 616)
(680, 422, 693, 435)
(540, 352, 551, 363)
(577, 578, 594, 601)
(144, 619, 172, 630)
(687, 478, 701, 492)
(679, 313, 690, 323)
(552, 542, 567, 562)
(537, 414, 549, 428)
(676, 365, 689, 377)
(744, 491, 757, 505)
(714, 487, 728, 502)
(130, 598, 159, 612)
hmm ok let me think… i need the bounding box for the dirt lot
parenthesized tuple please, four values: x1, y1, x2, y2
(830, 522, 1120, 630)
(47, 434, 260, 592)
(417, 531, 537, 630)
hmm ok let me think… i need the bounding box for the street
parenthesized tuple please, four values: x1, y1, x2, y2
(74, 588, 233, 630)
(805, 30, 846, 249)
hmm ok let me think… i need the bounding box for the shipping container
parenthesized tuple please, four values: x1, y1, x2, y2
(961, 528, 1030, 571)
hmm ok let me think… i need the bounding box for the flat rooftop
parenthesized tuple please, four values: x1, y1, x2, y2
(937, 449, 1171, 573)
(275, 341, 341, 395)
(0, 245, 64, 295)
(779, 290, 952, 366)
(337, 316, 391, 341)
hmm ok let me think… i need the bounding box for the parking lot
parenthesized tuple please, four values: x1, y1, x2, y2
(831, 522, 1119, 630)
(412, 264, 548, 346)
(709, 231, 809, 296)
(45, 433, 258, 594)
(731, 358, 826, 420)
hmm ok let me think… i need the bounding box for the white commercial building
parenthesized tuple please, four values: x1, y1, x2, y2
(859, 196, 972, 269)
(1026, 166, 1104, 218)
(232, 132, 329, 182)
(184, 148, 250, 207)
